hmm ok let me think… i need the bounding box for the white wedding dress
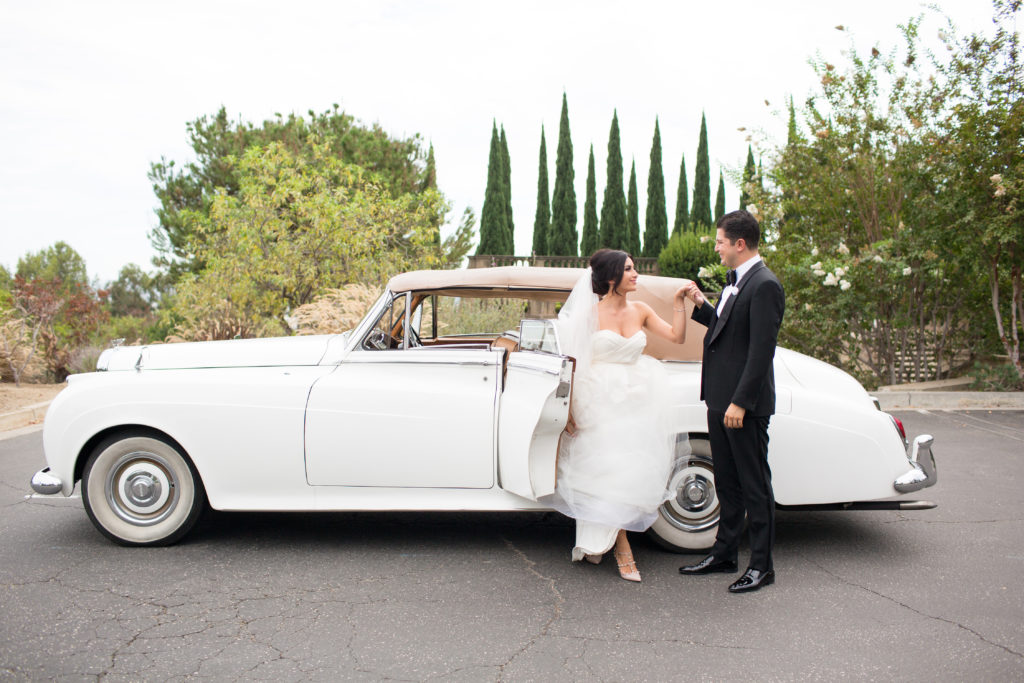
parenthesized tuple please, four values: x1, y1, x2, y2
(547, 328, 681, 561)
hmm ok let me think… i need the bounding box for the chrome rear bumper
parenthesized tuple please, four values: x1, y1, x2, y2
(30, 467, 63, 495)
(893, 435, 937, 493)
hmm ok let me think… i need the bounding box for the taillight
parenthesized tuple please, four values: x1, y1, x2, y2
(890, 415, 907, 441)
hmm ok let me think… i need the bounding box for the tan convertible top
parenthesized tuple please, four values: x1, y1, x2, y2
(387, 266, 705, 361)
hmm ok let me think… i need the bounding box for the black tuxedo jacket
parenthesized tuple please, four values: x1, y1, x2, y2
(691, 260, 785, 416)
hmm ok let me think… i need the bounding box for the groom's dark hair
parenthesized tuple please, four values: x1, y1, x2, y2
(589, 249, 633, 296)
(717, 210, 760, 250)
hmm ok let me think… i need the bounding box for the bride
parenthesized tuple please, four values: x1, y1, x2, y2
(548, 249, 690, 582)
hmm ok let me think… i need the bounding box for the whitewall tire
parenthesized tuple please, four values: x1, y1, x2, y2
(82, 433, 205, 546)
(648, 437, 720, 552)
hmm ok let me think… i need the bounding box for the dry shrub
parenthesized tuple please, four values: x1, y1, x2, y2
(0, 319, 48, 384)
(291, 285, 382, 335)
(165, 299, 277, 343)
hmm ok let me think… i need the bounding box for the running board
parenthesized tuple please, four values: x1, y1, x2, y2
(777, 500, 937, 512)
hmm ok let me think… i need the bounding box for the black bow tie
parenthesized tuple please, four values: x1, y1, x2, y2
(726, 269, 737, 286)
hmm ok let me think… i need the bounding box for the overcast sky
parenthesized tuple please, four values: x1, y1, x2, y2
(0, 0, 995, 284)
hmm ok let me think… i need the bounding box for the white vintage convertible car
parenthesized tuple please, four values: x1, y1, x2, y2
(31, 267, 937, 548)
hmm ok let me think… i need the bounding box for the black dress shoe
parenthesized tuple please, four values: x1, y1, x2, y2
(728, 568, 775, 593)
(679, 555, 738, 575)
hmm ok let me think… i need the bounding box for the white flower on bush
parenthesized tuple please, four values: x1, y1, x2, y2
(747, 204, 760, 217)
(902, 266, 912, 276)
(811, 247, 819, 256)
(810, 261, 822, 270)
(840, 279, 852, 291)
(823, 272, 839, 286)
(995, 186, 1007, 197)
(872, 254, 884, 263)
(838, 242, 850, 255)
(699, 235, 710, 243)
(991, 173, 1003, 184)
(813, 270, 826, 276)
(834, 266, 846, 277)
(697, 266, 712, 279)
(804, 303, 813, 311)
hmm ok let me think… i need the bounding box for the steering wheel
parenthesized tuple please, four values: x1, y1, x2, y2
(364, 330, 393, 351)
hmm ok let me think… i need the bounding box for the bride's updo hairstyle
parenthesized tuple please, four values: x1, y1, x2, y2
(589, 248, 633, 296)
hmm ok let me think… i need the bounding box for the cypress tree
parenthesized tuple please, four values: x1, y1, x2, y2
(549, 93, 578, 255)
(643, 119, 668, 257)
(532, 126, 550, 255)
(421, 143, 437, 191)
(477, 122, 509, 255)
(580, 145, 600, 256)
(673, 154, 689, 235)
(422, 143, 440, 244)
(787, 96, 801, 146)
(691, 113, 712, 231)
(627, 161, 641, 255)
(740, 145, 756, 210)
(500, 126, 515, 253)
(715, 171, 726, 222)
(600, 110, 627, 250)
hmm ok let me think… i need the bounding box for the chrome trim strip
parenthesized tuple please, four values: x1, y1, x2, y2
(30, 467, 63, 495)
(506, 362, 561, 376)
(893, 434, 937, 493)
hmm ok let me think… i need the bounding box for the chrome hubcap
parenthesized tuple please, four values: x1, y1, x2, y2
(661, 458, 720, 532)
(106, 452, 179, 525)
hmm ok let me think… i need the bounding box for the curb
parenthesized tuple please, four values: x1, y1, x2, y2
(873, 391, 1024, 411)
(0, 401, 51, 433)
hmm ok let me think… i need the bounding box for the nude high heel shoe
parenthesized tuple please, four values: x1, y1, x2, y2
(613, 531, 641, 582)
(584, 553, 603, 565)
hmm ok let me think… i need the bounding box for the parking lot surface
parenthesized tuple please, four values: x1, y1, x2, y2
(1, 410, 1022, 681)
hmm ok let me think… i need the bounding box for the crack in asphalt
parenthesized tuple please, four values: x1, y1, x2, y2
(495, 537, 565, 681)
(811, 559, 1024, 660)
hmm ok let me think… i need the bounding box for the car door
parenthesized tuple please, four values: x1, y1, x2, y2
(497, 319, 574, 501)
(304, 292, 500, 488)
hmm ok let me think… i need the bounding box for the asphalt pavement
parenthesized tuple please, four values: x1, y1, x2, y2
(1, 410, 1022, 681)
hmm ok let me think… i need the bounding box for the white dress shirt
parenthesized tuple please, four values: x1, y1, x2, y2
(716, 255, 762, 316)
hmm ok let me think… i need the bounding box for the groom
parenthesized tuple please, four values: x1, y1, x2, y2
(680, 210, 785, 593)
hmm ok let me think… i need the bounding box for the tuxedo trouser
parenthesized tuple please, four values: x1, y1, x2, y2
(707, 409, 775, 572)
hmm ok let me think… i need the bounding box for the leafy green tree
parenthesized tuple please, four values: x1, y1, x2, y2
(106, 264, 164, 318)
(740, 146, 756, 210)
(0, 264, 12, 292)
(500, 126, 515, 251)
(934, 0, 1024, 382)
(600, 111, 627, 249)
(149, 105, 434, 278)
(532, 126, 550, 255)
(691, 113, 712, 231)
(169, 141, 452, 339)
(673, 155, 690, 235)
(580, 146, 600, 256)
(549, 93, 578, 255)
(657, 229, 717, 281)
(643, 119, 668, 257)
(478, 122, 511, 255)
(746, 12, 1007, 386)
(627, 161, 642, 255)
(16, 241, 88, 290)
(715, 171, 726, 222)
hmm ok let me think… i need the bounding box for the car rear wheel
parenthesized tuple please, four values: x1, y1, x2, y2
(82, 433, 205, 546)
(647, 437, 720, 552)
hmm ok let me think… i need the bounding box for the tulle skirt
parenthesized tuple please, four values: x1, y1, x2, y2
(544, 355, 685, 560)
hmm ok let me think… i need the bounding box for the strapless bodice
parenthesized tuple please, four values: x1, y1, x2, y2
(591, 329, 647, 364)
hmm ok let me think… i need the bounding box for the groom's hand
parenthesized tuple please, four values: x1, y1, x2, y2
(724, 403, 746, 429)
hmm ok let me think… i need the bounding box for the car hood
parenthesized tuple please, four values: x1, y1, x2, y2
(96, 335, 337, 371)
(775, 347, 873, 406)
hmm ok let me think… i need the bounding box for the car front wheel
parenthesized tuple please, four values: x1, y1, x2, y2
(647, 437, 720, 552)
(82, 433, 205, 546)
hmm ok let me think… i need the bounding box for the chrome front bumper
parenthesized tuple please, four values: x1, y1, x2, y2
(30, 467, 63, 495)
(893, 435, 937, 493)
